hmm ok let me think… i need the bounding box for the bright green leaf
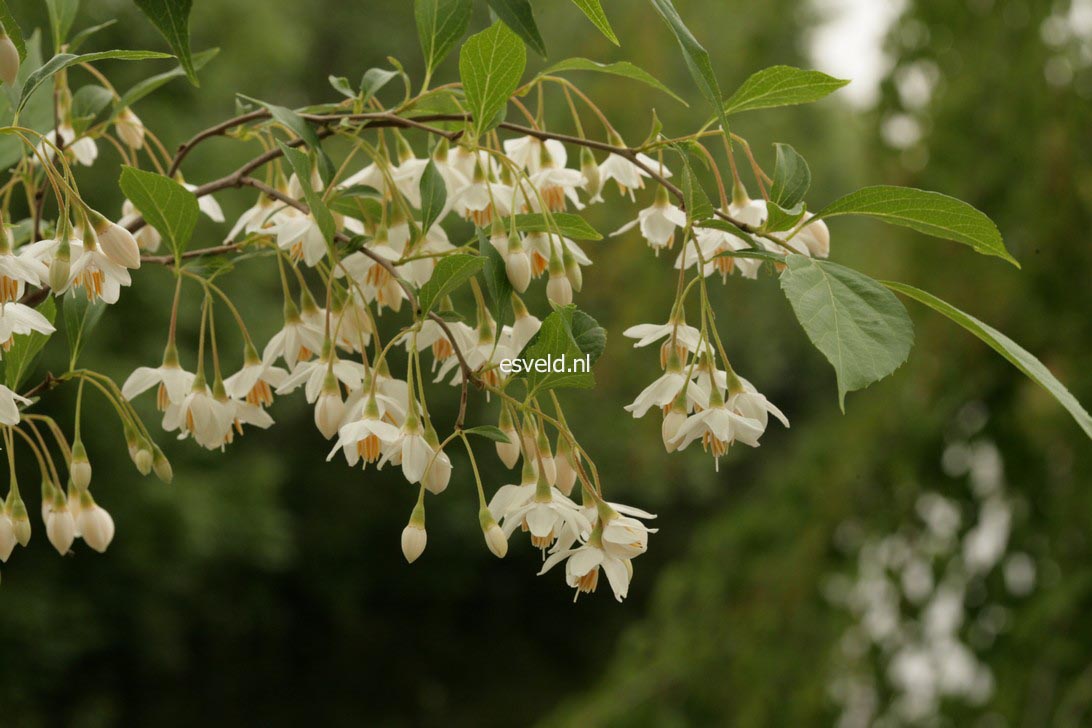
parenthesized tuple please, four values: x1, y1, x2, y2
(813, 185, 1018, 266)
(414, 0, 472, 79)
(486, 0, 546, 57)
(461, 425, 511, 443)
(537, 57, 686, 105)
(118, 165, 198, 261)
(459, 21, 526, 137)
(3, 295, 55, 389)
(569, 0, 619, 45)
(277, 141, 336, 245)
(722, 65, 849, 115)
(17, 50, 172, 114)
(132, 0, 197, 85)
(770, 143, 810, 209)
(779, 254, 914, 410)
(417, 253, 485, 315)
(515, 305, 595, 393)
(511, 212, 601, 240)
(883, 281, 1092, 440)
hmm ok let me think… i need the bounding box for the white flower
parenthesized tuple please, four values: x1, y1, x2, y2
(115, 108, 145, 149)
(671, 401, 766, 468)
(225, 195, 289, 242)
(597, 152, 670, 200)
(624, 368, 687, 419)
(401, 522, 427, 563)
(679, 221, 763, 280)
(0, 247, 47, 302)
(0, 513, 16, 561)
(612, 193, 687, 251)
(382, 421, 432, 485)
(503, 136, 567, 174)
(183, 183, 225, 223)
(623, 319, 704, 368)
(327, 399, 402, 467)
(122, 360, 195, 411)
(779, 213, 830, 258)
(0, 33, 18, 86)
(0, 302, 56, 355)
(163, 384, 234, 450)
(276, 213, 328, 267)
(263, 315, 324, 370)
(314, 387, 346, 439)
(452, 173, 513, 226)
(0, 384, 30, 425)
(46, 503, 76, 555)
(422, 444, 452, 495)
(489, 481, 591, 550)
(540, 541, 632, 601)
(66, 240, 132, 303)
(276, 353, 364, 403)
(119, 199, 162, 252)
(75, 495, 115, 553)
(36, 125, 98, 167)
(527, 165, 585, 212)
(223, 353, 288, 407)
(92, 216, 142, 270)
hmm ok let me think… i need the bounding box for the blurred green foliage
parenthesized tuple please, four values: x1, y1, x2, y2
(0, 0, 1088, 726)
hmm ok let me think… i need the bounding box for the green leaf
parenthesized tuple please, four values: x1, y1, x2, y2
(118, 165, 198, 261)
(69, 84, 112, 134)
(649, 0, 727, 133)
(812, 185, 1018, 266)
(0, 0, 26, 61)
(461, 425, 511, 443)
(770, 143, 810, 209)
(243, 95, 332, 179)
(417, 253, 484, 315)
(45, 0, 79, 50)
(3, 295, 55, 389)
(883, 282, 1092, 440)
(418, 158, 447, 234)
(537, 57, 686, 105)
(710, 247, 785, 265)
(762, 201, 806, 234)
(360, 67, 398, 104)
(779, 254, 914, 410)
(571, 309, 606, 364)
(277, 141, 336, 245)
(459, 20, 526, 137)
(114, 47, 218, 111)
(328, 186, 384, 223)
(511, 212, 601, 240)
(62, 291, 106, 366)
(132, 0, 197, 85)
(486, 0, 546, 57)
(328, 75, 354, 98)
(16, 50, 172, 114)
(722, 65, 849, 115)
(569, 0, 619, 45)
(68, 19, 117, 52)
(414, 0, 472, 80)
(515, 305, 595, 393)
(479, 228, 514, 328)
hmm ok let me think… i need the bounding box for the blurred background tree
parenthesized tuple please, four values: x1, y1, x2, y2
(0, 0, 1088, 726)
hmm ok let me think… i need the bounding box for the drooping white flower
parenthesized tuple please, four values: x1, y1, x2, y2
(401, 521, 427, 563)
(490, 478, 591, 550)
(597, 151, 671, 200)
(503, 136, 567, 174)
(65, 240, 132, 303)
(671, 400, 766, 469)
(46, 500, 76, 555)
(223, 350, 288, 408)
(119, 199, 162, 252)
(36, 125, 98, 167)
(623, 319, 704, 369)
(75, 492, 115, 553)
(0, 512, 16, 561)
(276, 351, 364, 403)
(263, 313, 325, 370)
(624, 366, 687, 419)
(527, 162, 585, 213)
(612, 188, 687, 251)
(0, 232, 47, 301)
(115, 108, 145, 149)
(0, 302, 56, 356)
(328, 396, 402, 468)
(540, 540, 631, 601)
(0, 384, 30, 425)
(163, 382, 235, 450)
(122, 358, 195, 411)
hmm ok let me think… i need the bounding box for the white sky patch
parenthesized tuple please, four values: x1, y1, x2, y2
(807, 0, 907, 108)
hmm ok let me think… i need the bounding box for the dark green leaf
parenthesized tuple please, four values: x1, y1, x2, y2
(461, 425, 511, 443)
(414, 0, 472, 80)
(779, 254, 914, 410)
(118, 166, 198, 261)
(480, 228, 514, 328)
(569, 0, 619, 45)
(722, 65, 849, 115)
(813, 185, 1017, 266)
(486, 0, 546, 57)
(511, 212, 601, 240)
(571, 309, 606, 364)
(17, 50, 171, 114)
(132, 0, 197, 85)
(710, 247, 785, 265)
(762, 201, 806, 234)
(62, 291, 106, 365)
(672, 143, 714, 222)
(515, 305, 595, 393)
(418, 158, 447, 234)
(418, 253, 484, 315)
(3, 295, 55, 389)
(459, 20, 526, 137)
(883, 281, 1092, 439)
(537, 57, 686, 105)
(69, 84, 112, 135)
(770, 143, 810, 209)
